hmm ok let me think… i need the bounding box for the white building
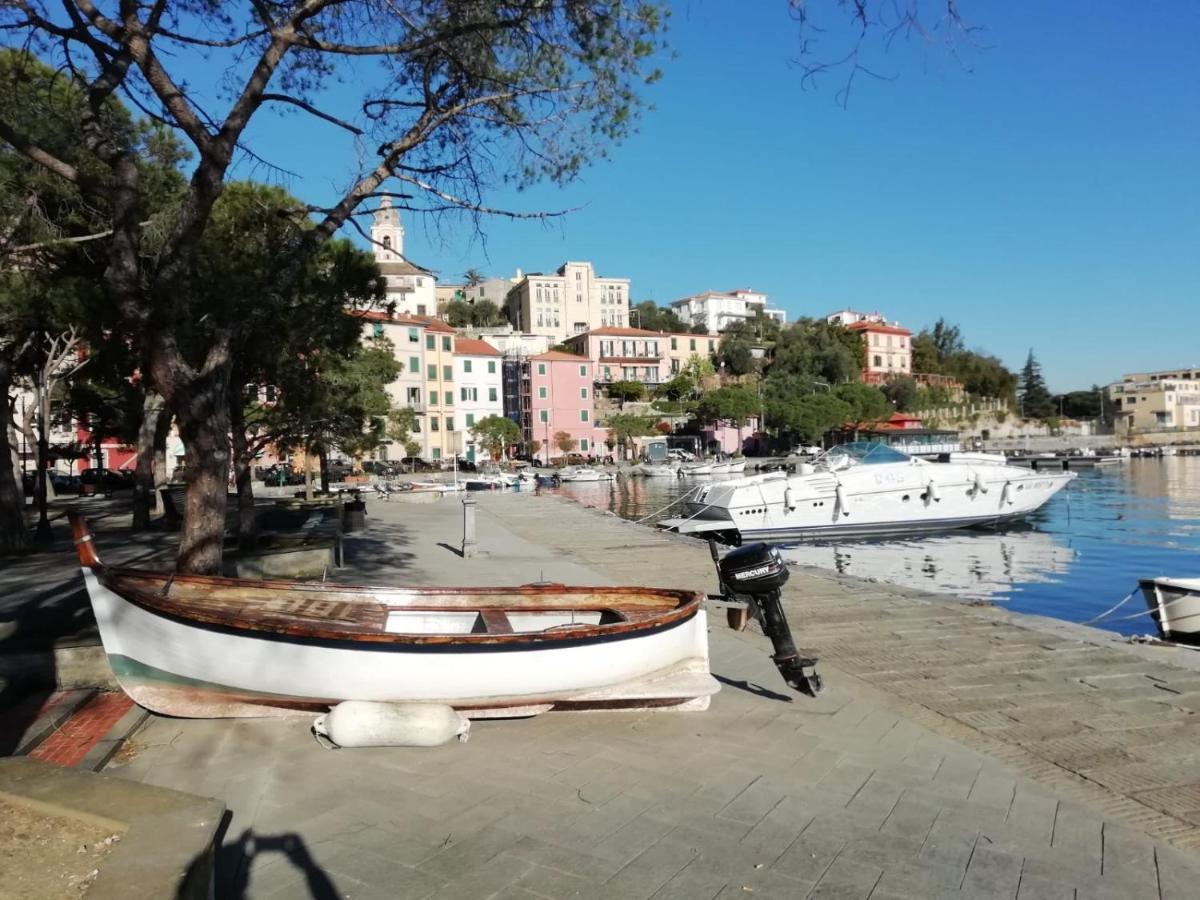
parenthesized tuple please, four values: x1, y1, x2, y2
(453, 339, 505, 461)
(670, 289, 786, 333)
(507, 261, 631, 343)
(468, 327, 553, 357)
(371, 197, 438, 317)
(825, 309, 889, 328)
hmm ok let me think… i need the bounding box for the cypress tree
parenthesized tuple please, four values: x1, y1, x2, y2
(1019, 350, 1055, 419)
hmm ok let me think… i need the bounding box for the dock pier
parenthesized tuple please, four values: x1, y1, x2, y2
(26, 491, 1200, 898)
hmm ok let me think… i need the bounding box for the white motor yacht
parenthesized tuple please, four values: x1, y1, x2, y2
(659, 442, 1075, 542)
(1141, 577, 1200, 644)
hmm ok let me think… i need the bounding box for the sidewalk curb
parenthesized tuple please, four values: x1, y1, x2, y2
(12, 689, 95, 756)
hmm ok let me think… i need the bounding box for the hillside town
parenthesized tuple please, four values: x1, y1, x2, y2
(18, 196, 1181, 491)
(5, 6, 1200, 900)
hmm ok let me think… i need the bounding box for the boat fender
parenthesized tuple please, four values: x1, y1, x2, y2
(1001, 480, 1014, 506)
(973, 472, 988, 496)
(834, 482, 849, 517)
(784, 485, 797, 511)
(925, 480, 940, 504)
(798, 462, 815, 476)
(313, 701, 470, 749)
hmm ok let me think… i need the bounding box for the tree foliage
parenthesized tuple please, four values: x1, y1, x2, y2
(0, 3, 668, 573)
(444, 298, 506, 328)
(605, 413, 657, 458)
(696, 384, 759, 426)
(471, 415, 520, 459)
(607, 380, 645, 406)
(911, 318, 1017, 401)
(882, 375, 919, 412)
(630, 300, 690, 333)
(553, 430, 578, 455)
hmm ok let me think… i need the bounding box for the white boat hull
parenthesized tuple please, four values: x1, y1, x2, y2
(669, 458, 1075, 541)
(82, 569, 716, 717)
(1141, 577, 1200, 643)
(559, 469, 615, 482)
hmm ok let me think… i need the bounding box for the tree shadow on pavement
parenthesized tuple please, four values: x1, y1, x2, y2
(335, 521, 417, 582)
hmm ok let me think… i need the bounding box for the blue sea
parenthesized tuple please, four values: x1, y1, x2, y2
(550, 457, 1200, 636)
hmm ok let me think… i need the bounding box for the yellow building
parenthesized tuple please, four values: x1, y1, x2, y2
(1109, 368, 1200, 433)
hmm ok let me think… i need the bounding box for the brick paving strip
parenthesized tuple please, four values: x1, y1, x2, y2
(28, 692, 136, 769)
(99, 492, 1200, 899)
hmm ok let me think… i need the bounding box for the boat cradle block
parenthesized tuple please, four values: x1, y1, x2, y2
(313, 701, 470, 748)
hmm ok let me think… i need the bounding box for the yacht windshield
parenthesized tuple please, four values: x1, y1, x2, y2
(818, 442, 911, 470)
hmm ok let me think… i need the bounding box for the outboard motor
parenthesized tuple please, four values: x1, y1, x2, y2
(711, 540, 823, 696)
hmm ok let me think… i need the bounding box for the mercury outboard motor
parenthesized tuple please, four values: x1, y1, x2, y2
(711, 540, 823, 696)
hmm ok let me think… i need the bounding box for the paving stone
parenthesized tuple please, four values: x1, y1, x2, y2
(1016, 871, 1076, 900)
(807, 852, 881, 899)
(648, 858, 727, 900)
(960, 841, 1024, 899)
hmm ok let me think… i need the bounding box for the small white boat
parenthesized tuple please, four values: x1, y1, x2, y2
(680, 463, 713, 476)
(1140, 577, 1200, 644)
(709, 462, 732, 475)
(558, 467, 615, 483)
(726, 460, 746, 474)
(637, 465, 679, 478)
(68, 514, 718, 718)
(464, 473, 519, 491)
(408, 480, 464, 494)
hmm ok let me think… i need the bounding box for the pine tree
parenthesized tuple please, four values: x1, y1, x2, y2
(1019, 350, 1055, 419)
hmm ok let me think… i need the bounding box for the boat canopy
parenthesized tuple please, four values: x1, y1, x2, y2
(821, 442, 912, 468)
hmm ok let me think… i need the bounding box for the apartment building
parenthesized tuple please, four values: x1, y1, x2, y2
(669, 289, 786, 333)
(453, 339, 504, 461)
(528, 351, 599, 462)
(1109, 368, 1200, 432)
(354, 310, 457, 461)
(507, 261, 631, 343)
(848, 319, 913, 383)
(561, 327, 721, 387)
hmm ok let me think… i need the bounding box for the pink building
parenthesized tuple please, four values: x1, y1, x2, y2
(561, 327, 720, 387)
(528, 351, 598, 461)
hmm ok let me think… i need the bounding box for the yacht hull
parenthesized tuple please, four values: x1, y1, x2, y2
(671, 456, 1074, 542)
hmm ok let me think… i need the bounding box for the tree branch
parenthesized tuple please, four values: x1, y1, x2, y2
(261, 92, 364, 136)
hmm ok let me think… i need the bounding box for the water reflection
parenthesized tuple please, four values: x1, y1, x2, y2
(778, 528, 1076, 602)
(551, 458, 1200, 635)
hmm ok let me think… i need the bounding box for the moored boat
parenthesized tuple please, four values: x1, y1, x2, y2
(558, 467, 615, 483)
(680, 462, 713, 477)
(1140, 577, 1200, 644)
(68, 514, 717, 718)
(637, 464, 679, 478)
(660, 441, 1075, 542)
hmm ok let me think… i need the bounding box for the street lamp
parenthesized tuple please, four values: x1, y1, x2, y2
(811, 380, 831, 392)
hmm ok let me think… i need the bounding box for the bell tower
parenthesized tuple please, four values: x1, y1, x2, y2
(371, 196, 404, 261)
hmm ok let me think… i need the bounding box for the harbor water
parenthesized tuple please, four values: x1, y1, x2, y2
(550, 457, 1200, 637)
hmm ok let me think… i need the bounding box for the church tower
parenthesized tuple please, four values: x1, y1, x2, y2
(371, 196, 405, 262)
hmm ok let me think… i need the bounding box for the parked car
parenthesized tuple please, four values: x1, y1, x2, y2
(398, 456, 435, 472)
(791, 445, 823, 457)
(563, 453, 592, 466)
(453, 457, 478, 473)
(325, 460, 354, 480)
(50, 472, 81, 494)
(666, 449, 696, 463)
(260, 464, 304, 486)
(360, 460, 397, 477)
(79, 467, 130, 490)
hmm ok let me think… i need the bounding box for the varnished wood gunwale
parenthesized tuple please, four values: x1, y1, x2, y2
(70, 512, 702, 647)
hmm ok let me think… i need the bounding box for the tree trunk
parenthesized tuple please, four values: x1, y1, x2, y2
(33, 371, 51, 542)
(318, 445, 330, 494)
(303, 444, 314, 501)
(170, 375, 232, 575)
(153, 406, 171, 492)
(228, 394, 258, 548)
(0, 355, 30, 556)
(132, 389, 165, 530)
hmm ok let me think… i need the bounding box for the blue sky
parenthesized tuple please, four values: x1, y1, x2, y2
(210, 1, 1199, 392)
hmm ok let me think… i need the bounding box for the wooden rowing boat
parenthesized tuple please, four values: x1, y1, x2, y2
(69, 514, 717, 719)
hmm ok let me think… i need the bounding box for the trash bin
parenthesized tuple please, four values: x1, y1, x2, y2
(343, 499, 366, 532)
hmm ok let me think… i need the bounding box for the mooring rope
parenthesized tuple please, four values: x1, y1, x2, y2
(1081, 588, 1138, 625)
(635, 484, 702, 524)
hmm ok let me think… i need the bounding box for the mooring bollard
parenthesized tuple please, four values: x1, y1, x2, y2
(461, 495, 477, 558)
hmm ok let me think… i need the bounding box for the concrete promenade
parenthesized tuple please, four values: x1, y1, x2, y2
(73, 492, 1200, 896)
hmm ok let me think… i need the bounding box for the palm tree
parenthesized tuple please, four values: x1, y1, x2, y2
(463, 268, 486, 287)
